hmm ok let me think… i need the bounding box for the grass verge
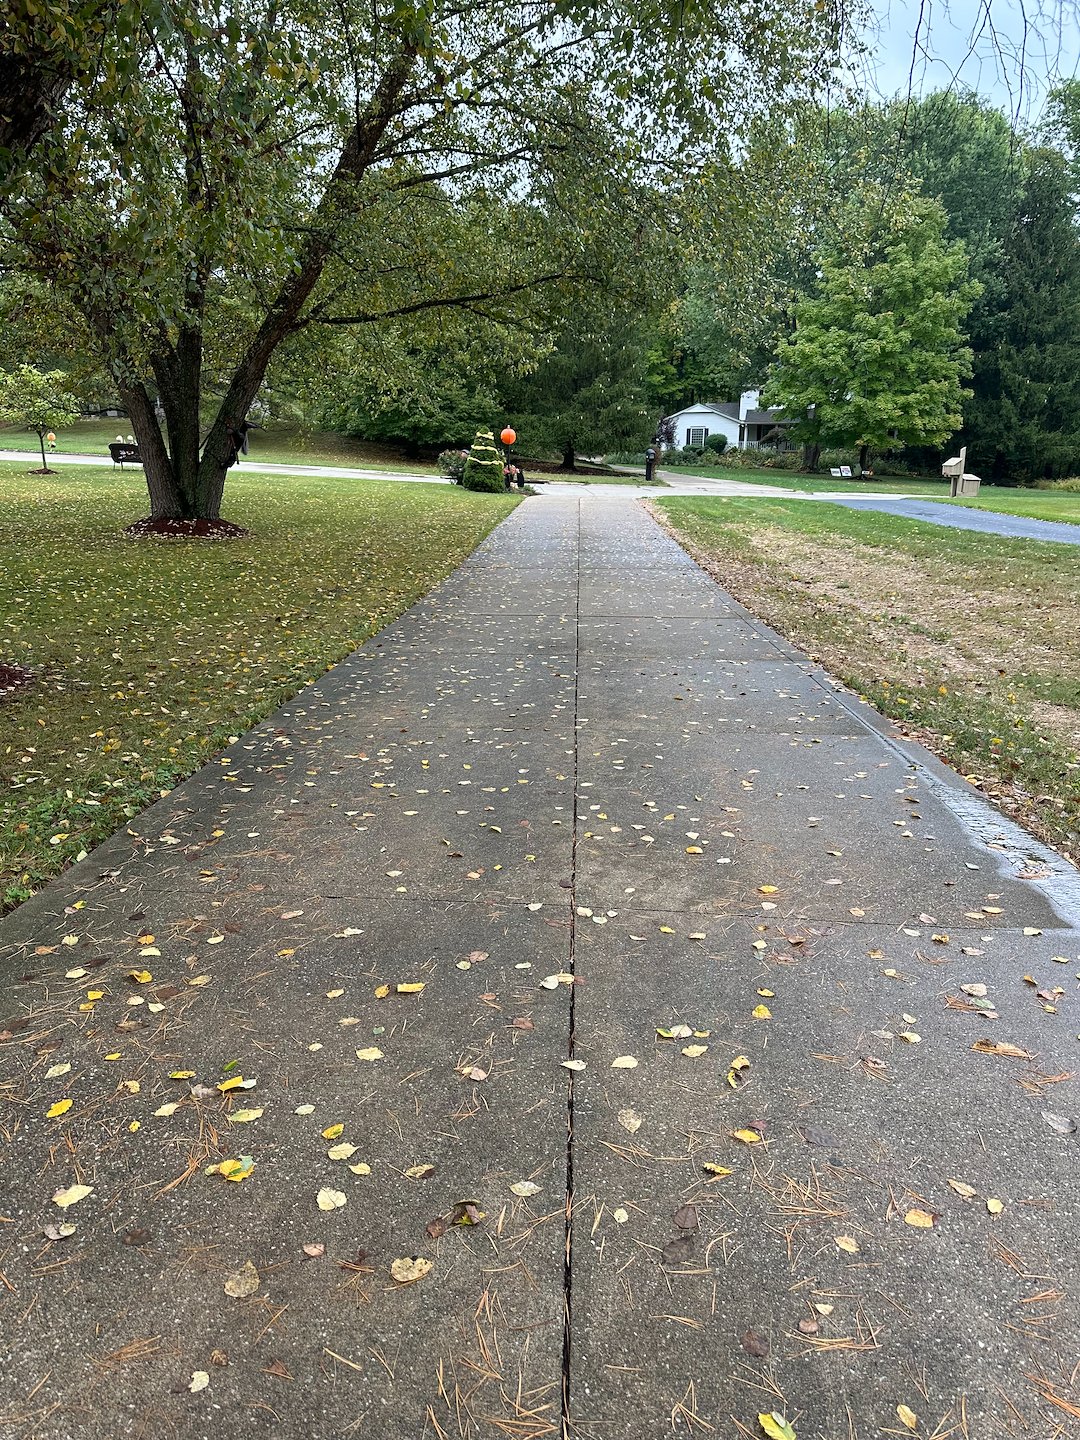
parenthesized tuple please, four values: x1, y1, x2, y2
(942, 490, 1080, 525)
(655, 495, 1080, 862)
(0, 464, 517, 909)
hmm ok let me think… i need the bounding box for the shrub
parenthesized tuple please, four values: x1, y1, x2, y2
(462, 429, 506, 492)
(817, 448, 860, 471)
(605, 450, 648, 465)
(663, 446, 710, 465)
(704, 433, 728, 455)
(712, 448, 800, 470)
(437, 448, 468, 483)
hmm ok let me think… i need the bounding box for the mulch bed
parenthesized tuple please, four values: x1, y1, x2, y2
(0, 663, 32, 698)
(124, 516, 249, 539)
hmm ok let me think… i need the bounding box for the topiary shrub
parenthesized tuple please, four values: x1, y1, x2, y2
(462, 429, 506, 492)
(704, 433, 727, 455)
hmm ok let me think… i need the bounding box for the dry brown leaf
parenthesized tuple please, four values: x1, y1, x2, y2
(390, 1256, 432, 1285)
(223, 1260, 260, 1298)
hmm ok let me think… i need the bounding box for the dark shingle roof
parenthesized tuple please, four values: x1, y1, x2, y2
(743, 408, 791, 425)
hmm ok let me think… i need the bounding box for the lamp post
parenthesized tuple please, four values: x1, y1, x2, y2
(500, 425, 517, 489)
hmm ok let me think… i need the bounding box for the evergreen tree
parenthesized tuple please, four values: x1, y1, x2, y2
(499, 323, 653, 470)
(972, 149, 1080, 479)
(461, 429, 506, 493)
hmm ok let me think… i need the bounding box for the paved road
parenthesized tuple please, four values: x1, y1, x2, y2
(833, 494, 1080, 543)
(1, 495, 1079, 1438)
(0, 447, 441, 484)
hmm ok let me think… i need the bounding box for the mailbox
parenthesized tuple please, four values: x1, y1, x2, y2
(941, 446, 981, 497)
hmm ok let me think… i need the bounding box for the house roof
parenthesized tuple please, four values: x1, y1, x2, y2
(744, 408, 792, 426)
(669, 402, 739, 421)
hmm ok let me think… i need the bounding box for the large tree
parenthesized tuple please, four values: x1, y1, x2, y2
(1, 0, 839, 526)
(972, 147, 1080, 479)
(764, 193, 978, 470)
(499, 317, 654, 469)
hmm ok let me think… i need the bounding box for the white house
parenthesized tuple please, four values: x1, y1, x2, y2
(663, 390, 794, 450)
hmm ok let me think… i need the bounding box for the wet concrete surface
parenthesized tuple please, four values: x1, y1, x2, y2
(1, 496, 1078, 1438)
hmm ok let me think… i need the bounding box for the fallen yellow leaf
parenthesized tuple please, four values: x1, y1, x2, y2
(52, 1184, 93, 1209)
(390, 1256, 432, 1284)
(758, 1412, 796, 1440)
(904, 1208, 936, 1229)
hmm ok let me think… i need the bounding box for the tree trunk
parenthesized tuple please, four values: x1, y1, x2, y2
(858, 443, 870, 472)
(95, 51, 418, 524)
(559, 444, 575, 471)
(119, 381, 190, 518)
(801, 441, 821, 472)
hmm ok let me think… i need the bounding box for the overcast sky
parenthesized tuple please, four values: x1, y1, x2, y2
(859, 0, 1080, 116)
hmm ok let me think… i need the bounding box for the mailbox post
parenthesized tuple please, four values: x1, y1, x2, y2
(942, 445, 981, 497)
(645, 446, 656, 485)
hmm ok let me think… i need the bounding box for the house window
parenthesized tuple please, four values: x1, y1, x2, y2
(686, 426, 708, 446)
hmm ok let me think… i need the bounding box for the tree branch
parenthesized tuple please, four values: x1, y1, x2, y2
(316, 271, 571, 325)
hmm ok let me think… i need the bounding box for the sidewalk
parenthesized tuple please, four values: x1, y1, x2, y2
(1, 496, 1079, 1438)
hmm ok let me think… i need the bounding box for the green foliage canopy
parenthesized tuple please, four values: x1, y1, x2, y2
(764, 193, 978, 461)
(0, 0, 841, 522)
(0, 362, 82, 467)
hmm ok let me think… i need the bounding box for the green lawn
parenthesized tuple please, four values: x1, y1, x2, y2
(656, 495, 1080, 861)
(942, 488, 1080, 524)
(0, 417, 438, 472)
(0, 464, 517, 909)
